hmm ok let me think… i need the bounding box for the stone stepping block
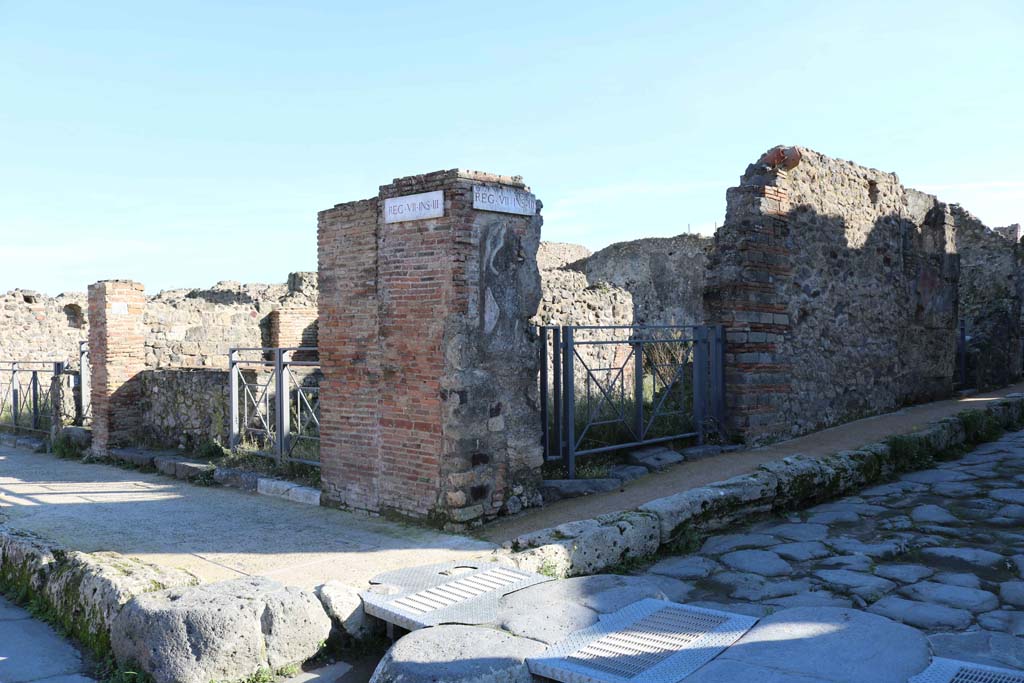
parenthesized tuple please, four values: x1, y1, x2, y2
(685, 607, 930, 683)
(111, 576, 331, 683)
(369, 624, 545, 683)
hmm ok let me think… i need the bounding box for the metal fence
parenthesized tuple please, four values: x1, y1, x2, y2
(228, 347, 321, 466)
(539, 324, 726, 478)
(0, 361, 66, 435)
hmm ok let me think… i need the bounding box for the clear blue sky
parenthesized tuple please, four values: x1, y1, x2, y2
(3, 1, 1022, 294)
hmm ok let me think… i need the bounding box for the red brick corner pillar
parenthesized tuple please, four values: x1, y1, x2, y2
(268, 307, 319, 353)
(318, 171, 543, 529)
(87, 280, 146, 454)
(703, 171, 793, 446)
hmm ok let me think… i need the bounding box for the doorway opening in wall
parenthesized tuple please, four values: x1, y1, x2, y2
(537, 324, 726, 479)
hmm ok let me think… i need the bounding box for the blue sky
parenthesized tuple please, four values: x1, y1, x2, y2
(2, 1, 1022, 294)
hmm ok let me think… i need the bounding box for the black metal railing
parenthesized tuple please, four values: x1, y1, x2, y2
(228, 347, 321, 466)
(539, 324, 725, 478)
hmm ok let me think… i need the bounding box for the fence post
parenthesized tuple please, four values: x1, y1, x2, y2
(633, 337, 644, 440)
(228, 349, 240, 450)
(50, 362, 65, 445)
(693, 327, 709, 445)
(552, 327, 562, 462)
(539, 326, 549, 458)
(275, 348, 289, 464)
(710, 325, 726, 431)
(11, 362, 19, 432)
(563, 326, 576, 479)
(78, 342, 90, 423)
(31, 370, 40, 431)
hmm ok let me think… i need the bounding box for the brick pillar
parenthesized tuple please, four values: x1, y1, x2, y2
(268, 308, 319, 349)
(704, 174, 793, 445)
(88, 280, 146, 454)
(318, 171, 543, 528)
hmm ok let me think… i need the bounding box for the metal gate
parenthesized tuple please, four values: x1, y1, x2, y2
(0, 361, 66, 435)
(539, 324, 725, 478)
(228, 347, 321, 466)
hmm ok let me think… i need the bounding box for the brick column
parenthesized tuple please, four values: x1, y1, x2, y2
(704, 176, 794, 445)
(318, 171, 543, 528)
(88, 280, 146, 454)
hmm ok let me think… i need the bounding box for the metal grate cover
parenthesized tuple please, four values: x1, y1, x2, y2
(359, 560, 550, 631)
(527, 598, 758, 683)
(911, 658, 1024, 683)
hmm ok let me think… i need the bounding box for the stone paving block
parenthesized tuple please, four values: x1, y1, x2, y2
(911, 504, 960, 524)
(1000, 581, 1024, 607)
(773, 541, 831, 562)
(765, 522, 829, 542)
(928, 631, 1024, 670)
(868, 595, 973, 630)
(721, 549, 792, 576)
(646, 555, 719, 580)
(814, 569, 896, 600)
(900, 581, 1000, 613)
(0, 612, 90, 683)
(934, 572, 982, 589)
(978, 609, 1024, 636)
(701, 532, 778, 555)
(921, 546, 1005, 570)
(874, 564, 934, 584)
(684, 607, 930, 683)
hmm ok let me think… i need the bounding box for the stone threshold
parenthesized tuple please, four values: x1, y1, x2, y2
(106, 447, 324, 506)
(498, 394, 1024, 579)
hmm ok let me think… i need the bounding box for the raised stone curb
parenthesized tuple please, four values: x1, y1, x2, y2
(0, 525, 198, 660)
(506, 395, 1024, 577)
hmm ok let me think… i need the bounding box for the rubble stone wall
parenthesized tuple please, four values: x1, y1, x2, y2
(0, 274, 318, 371)
(954, 210, 1023, 389)
(138, 370, 231, 450)
(705, 146, 961, 444)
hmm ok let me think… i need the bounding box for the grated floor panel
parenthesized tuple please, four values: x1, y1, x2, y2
(359, 560, 550, 631)
(911, 658, 1024, 683)
(527, 598, 758, 683)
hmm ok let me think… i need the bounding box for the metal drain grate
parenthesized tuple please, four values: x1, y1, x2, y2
(911, 658, 1024, 683)
(360, 560, 550, 631)
(528, 598, 758, 683)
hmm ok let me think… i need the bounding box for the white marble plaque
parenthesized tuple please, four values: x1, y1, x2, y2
(111, 302, 128, 315)
(473, 185, 536, 216)
(383, 190, 444, 224)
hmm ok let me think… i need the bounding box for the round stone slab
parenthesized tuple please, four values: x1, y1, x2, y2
(369, 625, 545, 683)
(685, 607, 930, 683)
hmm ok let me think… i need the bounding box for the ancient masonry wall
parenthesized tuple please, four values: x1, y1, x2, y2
(137, 370, 232, 450)
(88, 281, 147, 454)
(0, 274, 318, 370)
(318, 170, 543, 527)
(582, 234, 710, 327)
(953, 209, 1023, 389)
(0, 290, 87, 366)
(705, 146, 960, 443)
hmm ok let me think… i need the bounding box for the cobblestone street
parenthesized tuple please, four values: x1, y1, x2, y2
(642, 429, 1024, 670)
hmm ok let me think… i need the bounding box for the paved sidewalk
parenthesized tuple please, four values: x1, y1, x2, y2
(482, 382, 1024, 542)
(0, 595, 96, 683)
(0, 448, 493, 589)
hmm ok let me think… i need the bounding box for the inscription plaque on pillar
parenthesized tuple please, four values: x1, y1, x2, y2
(383, 190, 444, 224)
(472, 185, 536, 216)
